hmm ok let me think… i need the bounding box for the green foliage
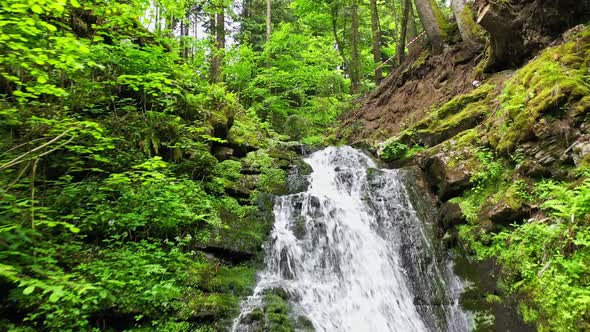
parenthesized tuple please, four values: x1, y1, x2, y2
(0, 0, 284, 330)
(379, 139, 425, 162)
(469, 148, 506, 195)
(459, 173, 590, 330)
(283, 115, 310, 141)
(537, 179, 590, 222)
(380, 140, 409, 162)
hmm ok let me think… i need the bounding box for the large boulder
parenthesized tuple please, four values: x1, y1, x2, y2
(422, 153, 473, 201)
(439, 201, 467, 230)
(479, 197, 530, 225)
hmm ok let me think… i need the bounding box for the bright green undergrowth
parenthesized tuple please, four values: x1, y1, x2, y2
(459, 176, 590, 331)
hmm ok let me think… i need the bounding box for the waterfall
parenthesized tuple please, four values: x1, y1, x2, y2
(232, 146, 471, 332)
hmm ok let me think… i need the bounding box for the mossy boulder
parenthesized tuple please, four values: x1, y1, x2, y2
(240, 290, 297, 332)
(478, 199, 528, 226)
(227, 115, 269, 157)
(422, 152, 473, 201)
(409, 83, 494, 147)
(180, 293, 240, 322)
(207, 195, 275, 260)
(378, 139, 425, 166)
(478, 183, 532, 226)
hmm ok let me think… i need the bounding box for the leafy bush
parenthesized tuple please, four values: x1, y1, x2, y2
(380, 140, 409, 162)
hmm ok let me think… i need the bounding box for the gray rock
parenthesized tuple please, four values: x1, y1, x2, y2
(480, 200, 529, 225)
(438, 201, 466, 230)
(423, 153, 472, 201)
(213, 146, 234, 161)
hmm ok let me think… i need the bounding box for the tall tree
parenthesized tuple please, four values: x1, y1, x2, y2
(450, 0, 483, 52)
(413, 0, 446, 54)
(389, 0, 400, 47)
(397, 0, 411, 64)
(210, 3, 225, 83)
(329, 0, 347, 70)
(406, 1, 419, 53)
(350, 0, 361, 93)
(266, 0, 272, 41)
(369, 0, 382, 84)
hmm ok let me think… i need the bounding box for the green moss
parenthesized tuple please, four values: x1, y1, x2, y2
(459, 6, 486, 43)
(487, 179, 533, 208)
(429, 0, 451, 41)
(205, 189, 276, 257)
(455, 128, 480, 147)
(384, 84, 494, 152)
(574, 95, 590, 117)
(403, 50, 430, 77)
(433, 101, 487, 131)
(259, 167, 287, 194)
(227, 115, 269, 150)
(491, 28, 590, 152)
(436, 84, 494, 118)
(182, 293, 241, 319)
(205, 266, 257, 296)
(263, 293, 295, 332)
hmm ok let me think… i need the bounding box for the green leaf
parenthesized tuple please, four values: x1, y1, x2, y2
(48, 292, 61, 302)
(23, 286, 35, 295)
(31, 4, 43, 14)
(70, 0, 81, 8)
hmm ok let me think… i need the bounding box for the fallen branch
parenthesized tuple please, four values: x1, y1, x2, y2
(0, 129, 73, 172)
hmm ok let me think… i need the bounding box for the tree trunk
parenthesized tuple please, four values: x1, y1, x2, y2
(476, 2, 523, 71)
(155, 4, 161, 32)
(350, 0, 361, 94)
(210, 7, 225, 83)
(406, 1, 419, 53)
(451, 0, 484, 52)
(397, 0, 411, 65)
(182, 12, 190, 59)
(389, 0, 399, 45)
(413, 0, 446, 54)
(330, 3, 348, 74)
(266, 0, 271, 41)
(369, 0, 382, 84)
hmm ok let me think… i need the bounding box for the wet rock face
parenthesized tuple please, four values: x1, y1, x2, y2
(422, 153, 472, 201)
(438, 201, 466, 230)
(286, 159, 312, 195)
(515, 118, 589, 179)
(570, 134, 590, 167)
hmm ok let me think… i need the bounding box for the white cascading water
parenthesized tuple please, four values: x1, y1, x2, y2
(232, 146, 471, 332)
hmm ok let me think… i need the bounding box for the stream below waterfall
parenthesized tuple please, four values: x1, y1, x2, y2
(232, 146, 472, 332)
